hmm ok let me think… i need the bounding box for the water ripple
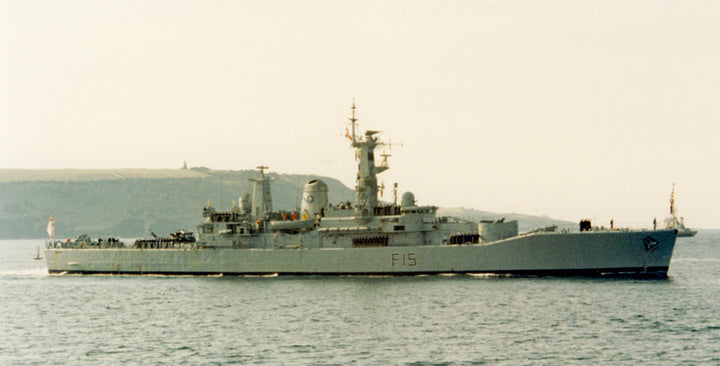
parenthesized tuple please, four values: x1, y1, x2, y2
(1, 237, 720, 365)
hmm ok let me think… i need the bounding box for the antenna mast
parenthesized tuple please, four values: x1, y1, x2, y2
(349, 99, 357, 144)
(345, 100, 391, 214)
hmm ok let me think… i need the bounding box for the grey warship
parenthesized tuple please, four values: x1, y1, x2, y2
(45, 103, 677, 277)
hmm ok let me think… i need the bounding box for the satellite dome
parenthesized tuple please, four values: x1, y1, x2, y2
(401, 192, 416, 208)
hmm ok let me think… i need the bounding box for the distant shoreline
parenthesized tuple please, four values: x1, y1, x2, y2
(2, 169, 696, 239)
(0, 168, 210, 183)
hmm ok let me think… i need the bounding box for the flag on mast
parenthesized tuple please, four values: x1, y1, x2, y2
(670, 184, 675, 216)
(47, 214, 54, 239)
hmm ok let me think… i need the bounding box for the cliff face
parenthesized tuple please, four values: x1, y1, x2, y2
(0, 169, 355, 239)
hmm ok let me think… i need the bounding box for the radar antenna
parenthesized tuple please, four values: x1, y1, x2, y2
(256, 165, 269, 177)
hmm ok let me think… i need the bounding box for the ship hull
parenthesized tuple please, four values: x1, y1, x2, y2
(45, 230, 676, 277)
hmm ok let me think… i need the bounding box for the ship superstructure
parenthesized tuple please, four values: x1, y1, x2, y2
(193, 101, 481, 252)
(45, 103, 677, 277)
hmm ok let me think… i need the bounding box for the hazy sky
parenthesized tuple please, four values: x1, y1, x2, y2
(2, 1, 719, 228)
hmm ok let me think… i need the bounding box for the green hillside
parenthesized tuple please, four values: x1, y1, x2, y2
(0, 168, 575, 239)
(0, 169, 355, 239)
(0, 168, 209, 183)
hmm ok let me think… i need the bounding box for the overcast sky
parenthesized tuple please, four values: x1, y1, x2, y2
(2, 1, 719, 228)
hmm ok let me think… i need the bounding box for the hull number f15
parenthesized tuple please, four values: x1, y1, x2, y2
(391, 252, 416, 267)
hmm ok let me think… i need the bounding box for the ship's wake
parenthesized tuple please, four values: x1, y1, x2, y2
(0, 267, 49, 278)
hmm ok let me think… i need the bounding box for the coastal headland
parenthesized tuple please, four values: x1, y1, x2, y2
(0, 168, 572, 239)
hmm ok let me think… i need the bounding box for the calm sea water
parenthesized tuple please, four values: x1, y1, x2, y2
(1, 233, 719, 365)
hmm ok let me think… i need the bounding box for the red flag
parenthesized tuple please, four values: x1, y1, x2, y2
(669, 183, 675, 215)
